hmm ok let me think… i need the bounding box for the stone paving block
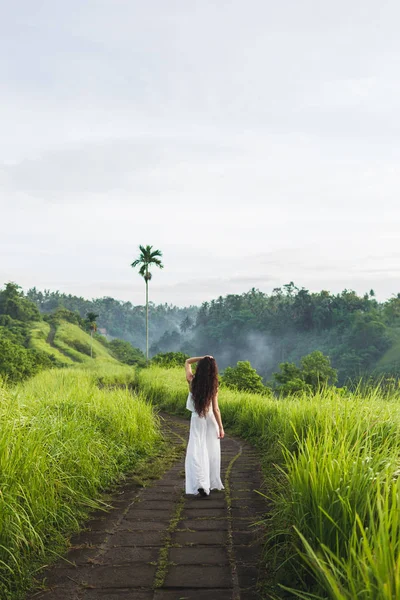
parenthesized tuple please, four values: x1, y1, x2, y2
(86, 507, 113, 520)
(152, 467, 184, 476)
(153, 480, 183, 487)
(69, 531, 108, 547)
(163, 565, 232, 588)
(240, 591, 261, 600)
(84, 591, 153, 600)
(153, 589, 233, 600)
(108, 498, 137, 510)
(184, 498, 226, 509)
(232, 507, 261, 519)
(235, 454, 260, 460)
(150, 486, 183, 495)
(119, 520, 167, 532)
(27, 585, 79, 600)
(231, 467, 260, 475)
(135, 496, 176, 505)
(53, 546, 99, 567)
(230, 476, 260, 485)
(232, 464, 262, 474)
(85, 564, 155, 588)
(169, 546, 229, 565)
(116, 483, 142, 495)
(111, 530, 163, 547)
(231, 518, 257, 532)
(124, 510, 171, 521)
(229, 486, 252, 492)
(182, 508, 226, 519)
(231, 486, 257, 502)
(230, 504, 265, 515)
(231, 495, 266, 506)
(178, 519, 228, 531)
(174, 530, 228, 546)
(232, 531, 259, 546)
(234, 544, 263, 564)
(43, 566, 92, 586)
(232, 467, 261, 474)
(168, 467, 185, 474)
(100, 546, 159, 565)
(87, 518, 115, 531)
(105, 497, 133, 509)
(236, 565, 260, 588)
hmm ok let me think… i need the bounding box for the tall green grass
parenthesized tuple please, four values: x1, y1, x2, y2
(0, 368, 159, 598)
(136, 366, 400, 599)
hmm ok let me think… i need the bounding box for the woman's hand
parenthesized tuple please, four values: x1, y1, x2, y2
(218, 427, 225, 439)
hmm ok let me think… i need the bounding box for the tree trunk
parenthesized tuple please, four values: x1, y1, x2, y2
(146, 277, 149, 363)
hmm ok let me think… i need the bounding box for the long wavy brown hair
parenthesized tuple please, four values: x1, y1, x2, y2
(191, 356, 219, 417)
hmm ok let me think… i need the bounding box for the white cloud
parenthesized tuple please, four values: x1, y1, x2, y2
(1, 0, 400, 305)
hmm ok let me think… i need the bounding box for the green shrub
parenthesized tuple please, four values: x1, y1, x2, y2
(94, 333, 110, 347)
(221, 360, 269, 394)
(109, 339, 145, 366)
(44, 307, 85, 327)
(274, 350, 338, 395)
(66, 338, 93, 357)
(151, 351, 189, 368)
(0, 282, 40, 322)
(0, 337, 54, 383)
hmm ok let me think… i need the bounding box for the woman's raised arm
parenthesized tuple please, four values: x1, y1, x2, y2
(185, 356, 203, 383)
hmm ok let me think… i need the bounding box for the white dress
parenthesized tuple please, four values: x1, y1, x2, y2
(185, 391, 224, 495)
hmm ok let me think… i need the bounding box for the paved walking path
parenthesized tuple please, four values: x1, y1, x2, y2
(30, 413, 267, 600)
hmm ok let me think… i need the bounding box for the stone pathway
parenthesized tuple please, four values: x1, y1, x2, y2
(29, 413, 267, 600)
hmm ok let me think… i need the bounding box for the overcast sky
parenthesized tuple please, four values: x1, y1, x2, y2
(1, 1, 399, 306)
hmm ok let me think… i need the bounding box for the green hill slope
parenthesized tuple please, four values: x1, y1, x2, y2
(29, 320, 119, 366)
(375, 327, 400, 375)
(29, 321, 74, 366)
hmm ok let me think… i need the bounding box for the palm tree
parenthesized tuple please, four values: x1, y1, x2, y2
(86, 312, 99, 358)
(131, 245, 164, 362)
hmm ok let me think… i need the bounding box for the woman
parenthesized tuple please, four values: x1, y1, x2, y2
(184, 355, 224, 497)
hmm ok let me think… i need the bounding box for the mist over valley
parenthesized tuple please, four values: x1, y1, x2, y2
(26, 283, 400, 384)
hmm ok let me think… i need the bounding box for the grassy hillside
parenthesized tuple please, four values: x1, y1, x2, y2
(29, 321, 74, 365)
(53, 322, 119, 364)
(375, 326, 400, 375)
(29, 320, 119, 366)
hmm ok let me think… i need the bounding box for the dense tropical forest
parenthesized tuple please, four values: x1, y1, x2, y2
(26, 286, 197, 351)
(0, 283, 146, 383)
(26, 283, 400, 383)
(2, 280, 400, 385)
